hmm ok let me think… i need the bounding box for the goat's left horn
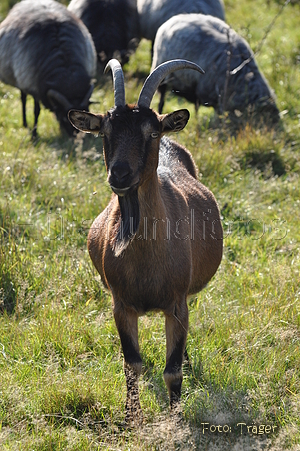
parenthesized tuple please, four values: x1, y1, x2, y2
(104, 59, 126, 107)
(137, 59, 205, 109)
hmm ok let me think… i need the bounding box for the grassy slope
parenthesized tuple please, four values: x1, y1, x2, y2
(0, 0, 300, 449)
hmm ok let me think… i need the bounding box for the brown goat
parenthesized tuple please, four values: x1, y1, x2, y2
(68, 59, 223, 424)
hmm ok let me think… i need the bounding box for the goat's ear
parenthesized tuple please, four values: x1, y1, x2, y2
(160, 109, 190, 134)
(68, 110, 103, 134)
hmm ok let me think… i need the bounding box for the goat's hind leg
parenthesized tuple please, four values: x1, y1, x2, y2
(164, 300, 189, 411)
(114, 305, 143, 425)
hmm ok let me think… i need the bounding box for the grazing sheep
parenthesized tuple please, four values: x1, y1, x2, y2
(137, 0, 225, 42)
(0, 0, 97, 137)
(152, 14, 280, 123)
(68, 0, 140, 67)
(68, 59, 223, 423)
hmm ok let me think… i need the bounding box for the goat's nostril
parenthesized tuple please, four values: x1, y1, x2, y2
(111, 162, 130, 182)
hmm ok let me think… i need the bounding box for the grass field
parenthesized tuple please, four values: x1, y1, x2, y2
(0, 0, 300, 449)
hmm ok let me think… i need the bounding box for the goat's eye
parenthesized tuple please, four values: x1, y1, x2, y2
(99, 132, 105, 137)
(151, 132, 159, 139)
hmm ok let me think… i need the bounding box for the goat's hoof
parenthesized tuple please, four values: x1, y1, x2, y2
(125, 408, 144, 427)
(170, 404, 183, 425)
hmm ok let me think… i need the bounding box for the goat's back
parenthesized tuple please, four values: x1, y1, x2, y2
(158, 136, 198, 179)
(158, 137, 223, 294)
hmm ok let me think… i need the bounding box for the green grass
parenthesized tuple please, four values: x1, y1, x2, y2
(1, 0, 300, 449)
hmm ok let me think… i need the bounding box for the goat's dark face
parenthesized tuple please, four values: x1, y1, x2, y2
(68, 105, 190, 195)
(100, 105, 161, 196)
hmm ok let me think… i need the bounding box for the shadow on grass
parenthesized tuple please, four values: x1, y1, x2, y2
(30, 347, 282, 450)
(134, 353, 280, 450)
(240, 149, 286, 177)
(1, 212, 18, 314)
(0, 269, 17, 314)
(31, 128, 104, 160)
(42, 398, 109, 431)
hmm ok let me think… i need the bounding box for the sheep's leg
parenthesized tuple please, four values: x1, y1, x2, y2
(164, 301, 189, 409)
(114, 306, 143, 425)
(32, 99, 40, 139)
(21, 91, 27, 128)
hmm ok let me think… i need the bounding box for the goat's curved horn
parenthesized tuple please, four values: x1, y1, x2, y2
(104, 59, 125, 107)
(137, 59, 205, 109)
(47, 89, 72, 111)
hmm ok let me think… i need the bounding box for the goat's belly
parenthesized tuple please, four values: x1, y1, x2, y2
(148, 284, 187, 313)
(113, 281, 188, 314)
(105, 254, 192, 314)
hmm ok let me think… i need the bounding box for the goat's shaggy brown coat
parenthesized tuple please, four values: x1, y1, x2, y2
(69, 59, 223, 424)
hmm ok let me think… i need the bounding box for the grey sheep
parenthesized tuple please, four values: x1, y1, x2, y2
(152, 14, 279, 123)
(137, 0, 225, 42)
(68, 0, 140, 67)
(0, 0, 97, 137)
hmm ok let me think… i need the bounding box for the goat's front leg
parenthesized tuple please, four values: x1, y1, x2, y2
(114, 304, 143, 425)
(164, 299, 189, 410)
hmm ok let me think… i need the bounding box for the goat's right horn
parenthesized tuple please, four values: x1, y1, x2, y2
(104, 59, 126, 107)
(137, 59, 205, 109)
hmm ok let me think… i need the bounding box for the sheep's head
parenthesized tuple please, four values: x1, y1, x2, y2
(47, 84, 94, 136)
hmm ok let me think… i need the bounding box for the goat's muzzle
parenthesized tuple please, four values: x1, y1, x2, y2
(109, 161, 138, 197)
(110, 185, 132, 197)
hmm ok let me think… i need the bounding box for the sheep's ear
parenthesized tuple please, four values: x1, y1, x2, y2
(68, 110, 103, 134)
(160, 109, 190, 134)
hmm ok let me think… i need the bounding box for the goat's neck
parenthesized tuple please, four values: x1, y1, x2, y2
(113, 173, 166, 256)
(139, 173, 164, 213)
(137, 173, 168, 240)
